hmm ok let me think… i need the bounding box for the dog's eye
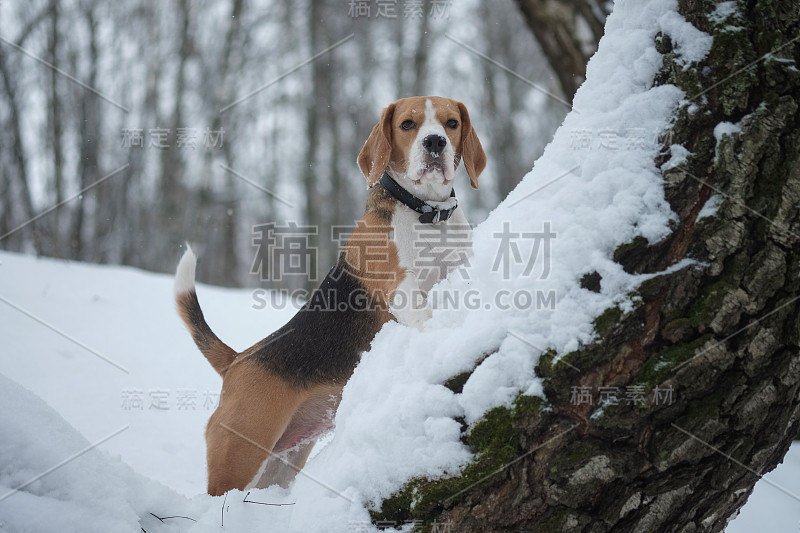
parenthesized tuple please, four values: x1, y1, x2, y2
(446, 119, 459, 129)
(401, 120, 416, 131)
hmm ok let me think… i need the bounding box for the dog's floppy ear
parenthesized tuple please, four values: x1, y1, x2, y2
(358, 103, 395, 187)
(455, 101, 487, 189)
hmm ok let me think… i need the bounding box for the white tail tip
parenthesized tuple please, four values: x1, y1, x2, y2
(174, 245, 197, 295)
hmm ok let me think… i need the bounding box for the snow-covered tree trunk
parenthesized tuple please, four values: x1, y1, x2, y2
(374, 1, 800, 531)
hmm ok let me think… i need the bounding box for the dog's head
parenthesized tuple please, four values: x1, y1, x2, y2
(358, 96, 486, 200)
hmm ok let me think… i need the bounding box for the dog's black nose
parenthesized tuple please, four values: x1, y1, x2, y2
(423, 134, 447, 154)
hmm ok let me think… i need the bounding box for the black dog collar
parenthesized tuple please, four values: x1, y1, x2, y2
(379, 172, 457, 224)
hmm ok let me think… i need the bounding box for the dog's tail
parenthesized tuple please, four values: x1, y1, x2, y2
(174, 246, 237, 376)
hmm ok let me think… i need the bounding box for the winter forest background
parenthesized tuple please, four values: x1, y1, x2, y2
(3, 1, 800, 531)
(0, 0, 583, 288)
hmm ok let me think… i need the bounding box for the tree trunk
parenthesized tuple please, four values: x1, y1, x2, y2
(71, 1, 100, 260)
(300, 0, 323, 291)
(513, 0, 610, 101)
(156, 0, 191, 273)
(0, 45, 39, 252)
(119, 1, 163, 268)
(376, 2, 800, 531)
(48, 0, 64, 257)
(201, 0, 243, 288)
(410, 8, 431, 98)
(479, 0, 540, 204)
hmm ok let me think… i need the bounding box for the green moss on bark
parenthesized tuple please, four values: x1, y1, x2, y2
(688, 280, 734, 328)
(593, 306, 622, 338)
(370, 394, 546, 526)
(636, 334, 714, 387)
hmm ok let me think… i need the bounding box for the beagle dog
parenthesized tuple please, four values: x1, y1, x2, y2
(174, 96, 486, 496)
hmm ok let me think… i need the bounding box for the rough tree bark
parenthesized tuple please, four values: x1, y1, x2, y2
(374, 1, 800, 531)
(513, 0, 610, 101)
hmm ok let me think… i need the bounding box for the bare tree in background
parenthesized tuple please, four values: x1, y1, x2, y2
(0, 38, 38, 251)
(514, 0, 610, 100)
(478, 0, 564, 201)
(0, 1, 564, 286)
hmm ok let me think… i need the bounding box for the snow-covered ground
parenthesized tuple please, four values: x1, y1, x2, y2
(2, 0, 798, 531)
(0, 251, 796, 531)
(0, 250, 297, 498)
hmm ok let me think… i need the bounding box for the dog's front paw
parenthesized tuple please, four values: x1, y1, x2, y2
(403, 304, 433, 330)
(390, 292, 432, 330)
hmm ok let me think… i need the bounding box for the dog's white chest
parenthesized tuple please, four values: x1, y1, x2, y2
(391, 206, 472, 294)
